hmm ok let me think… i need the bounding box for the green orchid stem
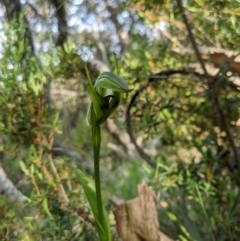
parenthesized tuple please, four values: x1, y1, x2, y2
(92, 125, 104, 224)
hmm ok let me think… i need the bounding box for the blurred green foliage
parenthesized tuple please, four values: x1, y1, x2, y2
(0, 0, 240, 240)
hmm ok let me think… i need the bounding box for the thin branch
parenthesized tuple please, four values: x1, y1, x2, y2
(47, 133, 69, 203)
(176, 0, 209, 79)
(105, 119, 136, 156)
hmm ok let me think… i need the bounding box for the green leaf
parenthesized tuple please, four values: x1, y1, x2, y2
(77, 170, 111, 241)
(43, 198, 53, 218)
(19, 160, 29, 175)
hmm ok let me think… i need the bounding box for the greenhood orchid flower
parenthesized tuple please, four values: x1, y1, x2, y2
(82, 62, 131, 241)
(86, 66, 131, 126)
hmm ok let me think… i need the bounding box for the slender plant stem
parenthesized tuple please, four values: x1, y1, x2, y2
(92, 125, 104, 224)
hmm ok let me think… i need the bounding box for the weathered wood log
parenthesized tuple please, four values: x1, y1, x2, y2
(112, 181, 174, 241)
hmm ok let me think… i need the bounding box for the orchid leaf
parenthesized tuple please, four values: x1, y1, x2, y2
(77, 170, 111, 241)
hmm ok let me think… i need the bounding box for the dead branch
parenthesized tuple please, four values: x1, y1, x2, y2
(51, 141, 94, 175)
(105, 119, 136, 157)
(0, 166, 28, 203)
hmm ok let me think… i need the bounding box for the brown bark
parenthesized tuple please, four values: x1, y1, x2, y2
(50, 0, 68, 46)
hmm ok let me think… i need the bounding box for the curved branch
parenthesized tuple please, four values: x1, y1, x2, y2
(126, 85, 154, 167)
(126, 68, 203, 167)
